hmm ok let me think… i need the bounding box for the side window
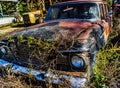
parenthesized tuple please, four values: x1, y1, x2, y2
(99, 4, 104, 19)
(49, 7, 59, 20)
(99, 4, 107, 19)
(104, 4, 108, 15)
(103, 4, 107, 17)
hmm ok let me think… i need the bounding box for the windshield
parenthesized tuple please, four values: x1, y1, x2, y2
(45, 3, 99, 21)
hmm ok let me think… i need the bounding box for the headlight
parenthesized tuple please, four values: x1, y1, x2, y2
(0, 46, 7, 57)
(71, 55, 85, 69)
(0, 47, 6, 54)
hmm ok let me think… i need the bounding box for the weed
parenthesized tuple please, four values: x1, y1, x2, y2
(89, 42, 120, 88)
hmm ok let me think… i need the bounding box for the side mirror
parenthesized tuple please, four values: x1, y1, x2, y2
(105, 12, 113, 27)
(105, 10, 112, 22)
(108, 10, 112, 15)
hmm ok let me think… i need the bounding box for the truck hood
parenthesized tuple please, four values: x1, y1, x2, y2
(12, 20, 100, 44)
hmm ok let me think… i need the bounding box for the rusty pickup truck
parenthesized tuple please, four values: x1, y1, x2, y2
(0, 0, 112, 88)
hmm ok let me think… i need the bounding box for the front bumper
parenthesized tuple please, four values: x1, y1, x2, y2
(0, 58, 87, 88)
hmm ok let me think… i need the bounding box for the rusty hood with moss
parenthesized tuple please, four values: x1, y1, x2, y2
(11, 20, 109, 53)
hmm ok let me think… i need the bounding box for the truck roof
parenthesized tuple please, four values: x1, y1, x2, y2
(54, 0, 107, 5)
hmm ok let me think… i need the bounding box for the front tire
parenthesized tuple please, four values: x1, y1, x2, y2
(87, 53, 97, 81)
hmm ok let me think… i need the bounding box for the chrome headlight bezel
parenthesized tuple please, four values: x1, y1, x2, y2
(70, 55, 86, 70)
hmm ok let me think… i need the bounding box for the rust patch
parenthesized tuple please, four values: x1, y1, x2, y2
(59, 21, 91, 29)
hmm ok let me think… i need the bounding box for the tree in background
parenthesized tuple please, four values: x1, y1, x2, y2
(1, 0, 112, 15)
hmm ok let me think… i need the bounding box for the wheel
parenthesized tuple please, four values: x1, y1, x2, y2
(83, 54, 96, 87)
(90, 54, 96, 71)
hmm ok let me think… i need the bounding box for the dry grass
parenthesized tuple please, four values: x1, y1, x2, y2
(89, 44, 120, 88)
(0, 76, 24, 88)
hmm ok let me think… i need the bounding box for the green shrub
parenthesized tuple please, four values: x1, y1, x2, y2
(89, 42, 120, 88)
